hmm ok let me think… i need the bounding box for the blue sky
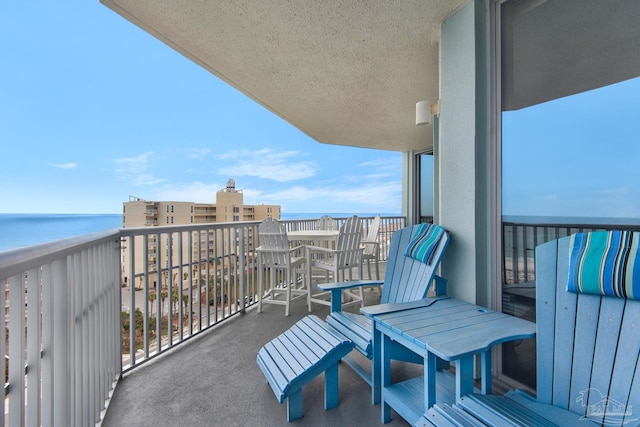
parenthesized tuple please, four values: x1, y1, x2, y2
(502, 77, 640, 219)
(2, 3, 639, 220)
(1, 2, 402, 215)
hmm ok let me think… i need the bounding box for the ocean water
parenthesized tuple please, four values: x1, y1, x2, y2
(0, 212, 397, 252)
(0, 213, 122, 252)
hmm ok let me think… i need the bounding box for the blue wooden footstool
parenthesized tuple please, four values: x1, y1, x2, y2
(256, 315, 353, 422)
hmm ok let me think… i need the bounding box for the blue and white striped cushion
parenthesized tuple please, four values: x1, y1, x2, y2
(567, 230, 640, 299)
(404, 223, 444, 265)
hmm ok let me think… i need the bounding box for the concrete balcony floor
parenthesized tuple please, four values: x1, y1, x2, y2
(103, 263, 421, 426)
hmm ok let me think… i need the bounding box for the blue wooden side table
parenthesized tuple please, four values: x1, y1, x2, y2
(372, 298, 535, 425)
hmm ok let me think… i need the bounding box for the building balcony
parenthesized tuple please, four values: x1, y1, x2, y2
(193, 216, 217, 224)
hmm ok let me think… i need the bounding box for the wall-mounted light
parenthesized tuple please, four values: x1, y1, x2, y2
(416, 100, 431, 126)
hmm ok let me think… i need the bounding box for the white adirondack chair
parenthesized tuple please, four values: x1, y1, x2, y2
(361, 215, 381, 280)
(257, 217, 310, 316)
(316, 215, 338, 230)
(307, 215, 364, 308)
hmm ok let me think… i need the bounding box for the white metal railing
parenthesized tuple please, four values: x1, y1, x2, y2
(0, 230, 121, 427)
(119, 216, 405, 372)
(118, 222, 261, 372)
(0, 215, 405, 426)
(501, 217, 640, 286)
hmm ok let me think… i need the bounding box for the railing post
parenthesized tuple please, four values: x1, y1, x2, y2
(177, 231, 184, 341)
(0, 277, 4, 427)
(128, 236, 136, 367)
(239, 226, 246, 313)
(155, 232, 162, 353)
(167, 232, 173, 347)
(41, 264, 53, 426)
(143, 235, 150, 359)
(52, 258, 69, 427)
(8, 274, 26, 426)
(27, 267, 42, 427)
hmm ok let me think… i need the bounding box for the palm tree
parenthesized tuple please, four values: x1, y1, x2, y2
(160, 290, 168, 318)
(149, 292, 156, 317)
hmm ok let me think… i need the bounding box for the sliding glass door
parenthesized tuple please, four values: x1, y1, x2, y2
(499, 0, 640, 389)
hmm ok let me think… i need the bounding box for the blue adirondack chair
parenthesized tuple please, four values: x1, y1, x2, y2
(418, 231, 640, 427)
(317, 223, 450, 404)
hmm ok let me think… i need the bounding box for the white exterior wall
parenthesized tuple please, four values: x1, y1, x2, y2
(438, 0, 493, 305)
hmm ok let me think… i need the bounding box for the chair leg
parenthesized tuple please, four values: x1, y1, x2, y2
(372, 328, 382, 405)
(258, 261, 264, 313)
(285, 269, 291, 316)
(306, 267, 312, 312)
(358, 264, 365, 307)
(324, 363, 339, 410)
(287, 390, 304, 422)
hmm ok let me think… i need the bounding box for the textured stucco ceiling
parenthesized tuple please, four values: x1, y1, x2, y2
(101, 0, 468, 152)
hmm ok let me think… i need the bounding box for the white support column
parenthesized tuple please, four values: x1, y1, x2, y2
(401, 151, 417, 226)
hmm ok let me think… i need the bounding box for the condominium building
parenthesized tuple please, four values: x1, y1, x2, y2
(122, 179, 280, 227)
(120, 179, 280, 289)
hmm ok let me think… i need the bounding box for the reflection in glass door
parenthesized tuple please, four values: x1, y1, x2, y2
(499, 0, 640, 390)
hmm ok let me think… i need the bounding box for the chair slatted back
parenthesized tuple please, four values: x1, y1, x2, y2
(334, 215, 363, 268)
(380, 224, 449, 305)
(363, 215, 381, 256)
(316, 215, 337, 230)
(535, 236, 640, 426)
(258, 218, 290, 266)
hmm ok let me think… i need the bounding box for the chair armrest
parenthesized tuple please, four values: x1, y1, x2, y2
(257, 247, 290, 254)
(318, 280, 384, 312)
(317, 280, 384, 291)
(361, 240, 380, 255)
(306, 245, 334, 255)
(360, 297, 448, 318)
(257, 246, 303, 255)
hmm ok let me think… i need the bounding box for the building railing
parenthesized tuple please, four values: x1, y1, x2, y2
(119, 215, 405, 369)
(119, 222, 261, 373)
(501, 216, 640, 286)
(0, 214, 405, 426)
(0, 230, 122, 427)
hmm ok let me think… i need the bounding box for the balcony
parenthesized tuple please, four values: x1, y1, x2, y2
(5, 215, 637, 425)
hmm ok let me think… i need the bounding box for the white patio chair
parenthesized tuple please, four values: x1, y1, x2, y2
(361, 215, 381, 280)
(316, 215, 338, 230)
(257, 217, 310, 316)
(307, 215, 364, 308)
